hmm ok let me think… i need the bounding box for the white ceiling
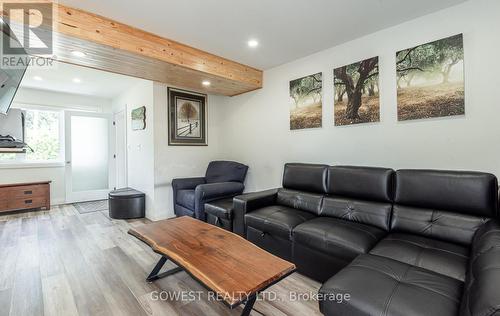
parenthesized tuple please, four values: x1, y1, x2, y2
(59, 0, 468, 70)
(20, 62, 143, 99)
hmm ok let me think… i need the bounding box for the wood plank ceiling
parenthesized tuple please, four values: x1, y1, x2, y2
(1, 1, 263, 96)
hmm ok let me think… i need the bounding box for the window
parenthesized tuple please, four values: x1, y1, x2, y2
(0, 108, 64, 164)
(24, 109, 62, 161)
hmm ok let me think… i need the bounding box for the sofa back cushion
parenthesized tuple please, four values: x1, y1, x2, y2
(320, 197, 392, 231)
(282, 163, 328, 193)
(392, 170, 498, 245)
(277, 189, 323, 215)
(320, 166, 394, 230)
(391, 206, 488, 245)
(326, 166, 395, 202)
(205, 161, 249, 184)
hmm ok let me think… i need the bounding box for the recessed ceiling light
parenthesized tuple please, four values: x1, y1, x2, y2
(72, 78, 81, 83)
(202, 80, 211, 86)
(33, 76, 43, 81)
(247, 39, 259, 48)
(71, 50, 86, 58)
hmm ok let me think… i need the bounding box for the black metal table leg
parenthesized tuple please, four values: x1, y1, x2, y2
(241, 294, 257, 316)
(146, 256, 183, 282)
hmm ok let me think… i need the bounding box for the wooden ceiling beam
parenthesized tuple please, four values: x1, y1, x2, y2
(1, 1, 263, 96)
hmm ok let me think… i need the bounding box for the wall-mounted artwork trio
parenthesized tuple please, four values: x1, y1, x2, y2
(288, 33, 464, 130)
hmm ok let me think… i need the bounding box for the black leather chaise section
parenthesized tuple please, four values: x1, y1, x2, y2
(370, 233, 469, 281)
(319, 254, 463, 316)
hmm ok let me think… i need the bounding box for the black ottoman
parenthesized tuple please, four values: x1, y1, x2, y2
(109, 188, 145, 219)
(205, 198, 234, 232)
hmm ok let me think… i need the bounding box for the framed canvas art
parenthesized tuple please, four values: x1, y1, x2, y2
(168, 88, 207, 146)
(131, 106, 146, 130)
(289, 73, 323, 130)
(396, 34, 464, 121)
(334, 57, 380, 126)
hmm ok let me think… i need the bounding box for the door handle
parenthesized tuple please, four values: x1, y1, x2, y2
(66, 161, 71, 164)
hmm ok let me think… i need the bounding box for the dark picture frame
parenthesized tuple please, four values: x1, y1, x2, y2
(168, 88, 207, 146)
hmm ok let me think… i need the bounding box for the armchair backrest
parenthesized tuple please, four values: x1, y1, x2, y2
(205, 161, 249, 184)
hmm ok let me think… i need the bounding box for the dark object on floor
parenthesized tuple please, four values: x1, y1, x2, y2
(205, 198, 234, 232)
(74, 199, 108, 214)
(109, 188, 145, 219)
(172, 160, 248, 221)
(128, 216, 295, 316)
(234, 163, 500, 316)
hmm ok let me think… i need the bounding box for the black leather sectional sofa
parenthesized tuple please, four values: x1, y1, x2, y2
(233, 163, 500, 316)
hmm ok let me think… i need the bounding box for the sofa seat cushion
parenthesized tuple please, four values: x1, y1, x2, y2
(176, 189, 195, 209)
(245, 205, 316, 240)
(319, 254, 463, 316)
(370, 233, 469, 281)
(293, 217, 386, 260)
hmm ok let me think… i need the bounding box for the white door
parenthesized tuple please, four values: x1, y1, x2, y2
(65, 111, 111, 203)
(114, 110, 127, 189)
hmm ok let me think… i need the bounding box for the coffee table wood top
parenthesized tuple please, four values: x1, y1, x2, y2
(128, 216, 296, 307)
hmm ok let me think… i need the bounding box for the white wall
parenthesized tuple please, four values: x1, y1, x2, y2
(153, 83, 225, 220)
(111, 80, 156, 218)
(112, 81, 226, 221)
(219, 0, 500, 192)
(0, 88, 113, 205)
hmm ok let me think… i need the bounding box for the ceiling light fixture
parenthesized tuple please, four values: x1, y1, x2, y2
(72, 78, 81, 83)
(71, 50, 86, 58)
(202, 80, 211, 87)
(247, 39, 259, 48)
(33, 76, 43, 81)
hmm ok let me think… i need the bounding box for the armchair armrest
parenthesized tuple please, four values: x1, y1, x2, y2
(195, 182, 245, 201)
(462, 220, 500, 316)
(193, 182, 245, 221)
(232, 189, 278, 237)
(172, 177, 206, 190)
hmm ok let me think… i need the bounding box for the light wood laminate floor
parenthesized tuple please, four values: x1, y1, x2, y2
(0, 205, 322, 316)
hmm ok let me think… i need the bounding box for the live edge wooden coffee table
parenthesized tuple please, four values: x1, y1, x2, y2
(128, 216, 296, 316)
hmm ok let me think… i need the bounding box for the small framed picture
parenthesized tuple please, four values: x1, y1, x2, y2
(168, 88, 207, 146)
(131, 106, 146, 130)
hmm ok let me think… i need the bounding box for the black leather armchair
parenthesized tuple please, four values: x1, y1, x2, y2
(172, 161, 248, 221)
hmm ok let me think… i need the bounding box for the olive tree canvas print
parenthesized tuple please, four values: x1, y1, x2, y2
(397, 34, 464, 121)
(289, 73, 322, 130)
(334, 57, 380, 126)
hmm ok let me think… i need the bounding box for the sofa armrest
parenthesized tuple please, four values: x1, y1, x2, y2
(172, 177, 206, 191)
(461, 220, 500, 316)
(232, 189, 278, 237)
